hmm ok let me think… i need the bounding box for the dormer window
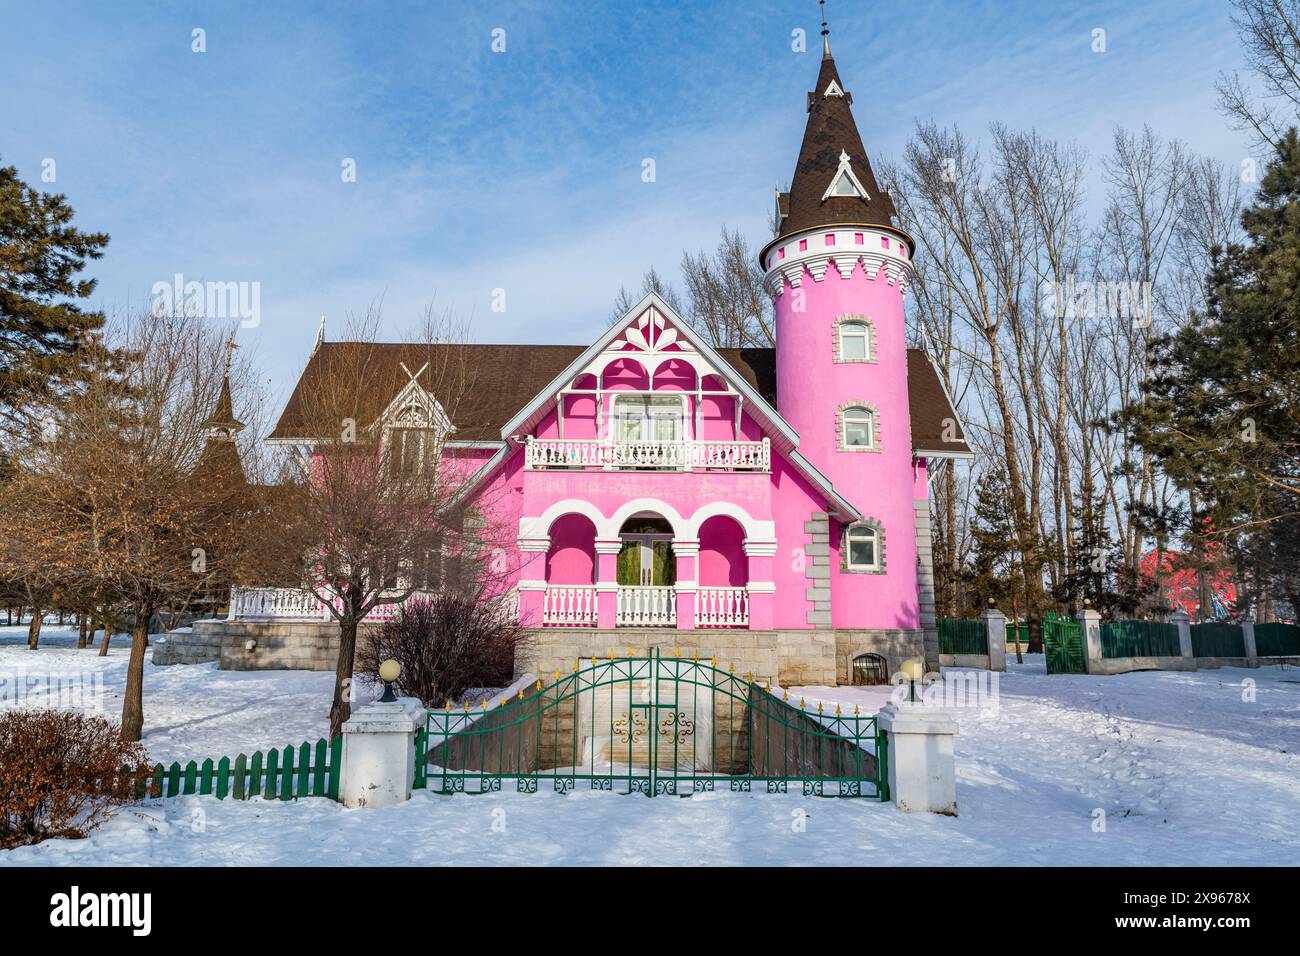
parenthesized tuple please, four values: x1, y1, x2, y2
(821, 150, 869, 202)
(387, 426, 432, 478)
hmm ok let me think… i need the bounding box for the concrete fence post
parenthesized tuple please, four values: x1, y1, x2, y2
(1078, 607, 1103, 674)
(876, 702, 958, 815)
(1242, 619, 1259, 667)
(339, 696, 426, 809)
(981, 606, 1007, 672)
(1169, 609, 1193, 661)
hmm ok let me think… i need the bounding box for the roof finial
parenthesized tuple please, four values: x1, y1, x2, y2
(224, 333, 239, 375)
(820, 0, 831, 59)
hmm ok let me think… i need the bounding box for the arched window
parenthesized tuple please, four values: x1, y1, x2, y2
(839, 404, 877, 451)
(841, 520, 885, 574)
(837, 320, 871, 361)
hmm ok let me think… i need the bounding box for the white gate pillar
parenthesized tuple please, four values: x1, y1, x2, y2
(1242, 619, 1259, 667)
(877, 702, 958, 815)
(1168, 609, 1193, 661)
(981, 606, 1007, 672)
(1078, 607, 1103, 674)
(339, 696, 425, 809)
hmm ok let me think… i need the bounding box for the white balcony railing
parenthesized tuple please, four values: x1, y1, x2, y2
(228, 587, 429, 623)
(542, 585, 598, 626)
(616, 586, 677, 627)
(695, 587, 750, 628)
(525, 437, 770, 472)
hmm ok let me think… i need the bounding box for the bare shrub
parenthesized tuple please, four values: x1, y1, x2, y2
(0, 710, 150, 848)
(358, 593, 523, 706)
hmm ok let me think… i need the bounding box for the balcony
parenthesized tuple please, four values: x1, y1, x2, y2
(524, 437, 770, 473)
(539, 584, 750, 629)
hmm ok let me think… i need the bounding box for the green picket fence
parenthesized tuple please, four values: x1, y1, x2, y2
(1099, 620, 1182, 659)
(938, 617, 987, 655)
(145, 737, 341, 801)
(1190, 622, 1247, 658)
(1254, 622, 1300, 657)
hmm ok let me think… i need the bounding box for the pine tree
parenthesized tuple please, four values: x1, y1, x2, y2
(0, 161, 109, 437)
(1127, 130, 1300, 618)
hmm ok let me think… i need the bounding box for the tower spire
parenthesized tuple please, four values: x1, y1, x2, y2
(820, 0, 831, 59)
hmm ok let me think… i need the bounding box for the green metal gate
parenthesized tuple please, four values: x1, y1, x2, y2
(415, 649, 887, 799)
(1042, 616, 1085, 674)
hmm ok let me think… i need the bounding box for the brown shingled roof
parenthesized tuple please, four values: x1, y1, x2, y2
(269, 342, 969, 458)
(776, 53, 899, 240)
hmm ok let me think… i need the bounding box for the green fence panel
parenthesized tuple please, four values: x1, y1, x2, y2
(938, 617, 986, 654)
(1255, 622, 1300, 657)
(297, 742, 311, 796)
(199, 758, 215, 796)
(1005, 622, 1030, 647)
(312, 739, 328, 796)
(1191, 622, 1247, 657)
(327, 737, 342, 800)
(215, 757, 231, 800)
(1100, 620, 1182, 658)
(1043, 618, 1085, 674)
(263, 749, 279, 800)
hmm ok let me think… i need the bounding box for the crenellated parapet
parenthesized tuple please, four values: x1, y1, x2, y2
(761, 225, 916, 296)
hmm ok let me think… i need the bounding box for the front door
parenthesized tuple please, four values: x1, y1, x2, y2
(616, 535, 676, 587)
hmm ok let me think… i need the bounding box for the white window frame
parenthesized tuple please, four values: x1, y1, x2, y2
(839, 404, 877, 451)
(843, 523, 884, 573)
(837, 321, 871, 362)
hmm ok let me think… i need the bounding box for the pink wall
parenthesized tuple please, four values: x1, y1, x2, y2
(697, 515, 747, 587)
(773, 255, 920, 630)
(545, 513, 596, 584)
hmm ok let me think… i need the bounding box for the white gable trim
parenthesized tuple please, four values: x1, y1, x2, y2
(823, 79, 844, 97)
(371, 372, 454, 436)
(820, 150, 870, 202)
(496, 292, 862, 520)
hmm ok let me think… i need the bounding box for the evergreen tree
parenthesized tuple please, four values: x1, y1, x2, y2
(0, 160, 109, 436)
(1127, 130, 1300, 618)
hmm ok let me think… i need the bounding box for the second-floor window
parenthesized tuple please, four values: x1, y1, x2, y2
(613, 396, 684, 443)
(388, 427, 431, 477)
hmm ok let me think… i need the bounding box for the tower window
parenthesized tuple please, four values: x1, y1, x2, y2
(833, 315, 876, 363)
(842, 520, 886, 574)
(838, 404, 879, 451)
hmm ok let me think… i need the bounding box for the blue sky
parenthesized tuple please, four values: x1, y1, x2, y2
(0, 0, 1253, 404)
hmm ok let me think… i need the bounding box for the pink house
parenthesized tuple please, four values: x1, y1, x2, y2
(237, 43, 971, 686)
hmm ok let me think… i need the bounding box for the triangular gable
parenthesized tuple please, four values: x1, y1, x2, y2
(820, 149, 870, 202)
(496, 292, 862, 520)
(823, 79, 844, 97)
(371, 362, 454, 436)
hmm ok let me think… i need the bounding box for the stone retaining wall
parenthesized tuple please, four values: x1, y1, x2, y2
(152, 619, 379, 671)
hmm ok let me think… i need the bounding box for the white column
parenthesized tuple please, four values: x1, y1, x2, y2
(338, 696, 425, 809)
(981, 606, 1007, 672)
(876, 702, 958, 815)
(1242, 620, 1259, 667)
(1078, 607, 1103, 674)
(1169, 608, 1193, 661)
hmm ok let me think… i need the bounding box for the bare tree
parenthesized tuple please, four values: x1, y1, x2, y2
(1217, 0, 1300, 149)
(265, 307, 517, 739)
(18, 311, 261, 740)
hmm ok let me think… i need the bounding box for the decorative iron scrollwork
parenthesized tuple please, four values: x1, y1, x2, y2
(658, 710, 694, 744)
(613, 711, 648, 744)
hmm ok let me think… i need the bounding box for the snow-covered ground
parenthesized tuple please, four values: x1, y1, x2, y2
(2, 627, 1298, 866)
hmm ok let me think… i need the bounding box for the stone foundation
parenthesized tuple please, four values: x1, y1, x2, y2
(157, 619, 923, 688)
(516, 627, 923, 689)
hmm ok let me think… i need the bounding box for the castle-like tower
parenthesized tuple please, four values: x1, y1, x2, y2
(761, 28, 920, 631)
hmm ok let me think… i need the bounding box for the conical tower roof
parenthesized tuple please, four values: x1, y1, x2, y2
(774, 43, 898, 240)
